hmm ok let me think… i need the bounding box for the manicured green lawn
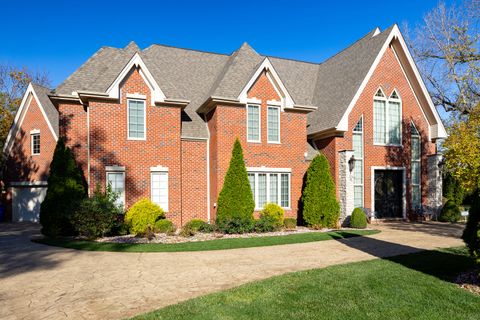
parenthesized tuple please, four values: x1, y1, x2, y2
(133, 247, 479, 320)
(33, 229, 379, 252)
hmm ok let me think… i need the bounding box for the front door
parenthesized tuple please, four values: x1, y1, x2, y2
(374, 170, 403, 219)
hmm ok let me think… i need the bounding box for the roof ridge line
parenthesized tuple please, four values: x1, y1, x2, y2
(143, 43, 230, 56)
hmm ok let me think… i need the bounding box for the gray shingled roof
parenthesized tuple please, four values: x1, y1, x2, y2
(53, 26, 395, 138)
(32, 84, 58, 137)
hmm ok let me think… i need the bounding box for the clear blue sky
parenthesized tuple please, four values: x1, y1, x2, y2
(0, 0, 453, 87)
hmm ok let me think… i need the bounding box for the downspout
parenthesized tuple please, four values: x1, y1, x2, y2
(203, 114, 211, 223)
(87, 104, 91, 196)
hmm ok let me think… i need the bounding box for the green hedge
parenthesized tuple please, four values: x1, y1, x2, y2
(350, 208, 367, 229)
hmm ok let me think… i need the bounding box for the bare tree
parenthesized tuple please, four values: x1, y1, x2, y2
(408, 0, 479, 115)
(0, 65, 50, 151)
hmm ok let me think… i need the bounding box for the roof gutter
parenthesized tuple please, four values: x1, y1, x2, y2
(197, 96, 242, 114)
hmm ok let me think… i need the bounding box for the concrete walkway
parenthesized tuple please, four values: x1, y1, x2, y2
(0, 221, 464, 320)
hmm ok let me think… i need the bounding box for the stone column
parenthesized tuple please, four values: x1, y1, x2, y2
(427, 154, 443, 218)
(339, 150, 355, 221)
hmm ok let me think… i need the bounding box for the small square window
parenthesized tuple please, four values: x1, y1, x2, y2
(31, 133, 40, 155)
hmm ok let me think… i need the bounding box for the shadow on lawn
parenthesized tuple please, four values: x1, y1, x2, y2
(333, 234, 474, 282)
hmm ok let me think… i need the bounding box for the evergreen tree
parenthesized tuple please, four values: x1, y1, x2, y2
(462, 191, 480, 269)
(40, 138, 86, 237)
(216, 139, 255, 233)
(301, 153, 339, 228)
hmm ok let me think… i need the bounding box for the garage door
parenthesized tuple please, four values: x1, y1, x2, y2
(12, 182, 48, 222)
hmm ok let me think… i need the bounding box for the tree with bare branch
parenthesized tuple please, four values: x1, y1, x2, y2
(408, 0, 479, 115)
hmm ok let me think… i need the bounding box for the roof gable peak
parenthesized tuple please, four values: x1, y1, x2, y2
(124, 41, 140, 53)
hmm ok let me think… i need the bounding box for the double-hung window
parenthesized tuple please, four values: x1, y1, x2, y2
(151, 168, 169, 212)
(247, 104, 260, 142)
(267, 106, 280, 143)
(352, 117, 364, 208)
(248, 169, 290, 209)
(106, 167, 125, 208)
(373, 89, 401, 145)
(31, 131, 40, 155)
(411, 122, 421, 209)
(128, 99, 146, 139)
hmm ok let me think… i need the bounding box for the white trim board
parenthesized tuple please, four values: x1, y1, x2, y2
(238, 58, 295, 109)
(3, 83, 58, 156)
(336, 24, 447, 140)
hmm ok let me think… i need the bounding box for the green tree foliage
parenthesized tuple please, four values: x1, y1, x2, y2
(216, 139, 255, 233)
(302, 154, 340, 228)
(125, 199, 165, 235)
(350, 208, 367, 229)
(439, 199, 462, 223)
(40, 138, 86, 237)
(462, 191, 480, 268)
(443, 172, 465, 205)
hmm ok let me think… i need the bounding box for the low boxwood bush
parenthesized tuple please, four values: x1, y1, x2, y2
(218, 218, 254, 234)
(71, 184, 123, 239)
(154, 219, 176, 235)
(180, 219, 212, 237)
(283, 218, 297, 230)
(125, 199, 165, 235)
(350, 208, 367, 229)
(439, 199, 461, 223)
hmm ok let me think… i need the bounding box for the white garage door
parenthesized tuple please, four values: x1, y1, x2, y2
(12, 183, 48, 222)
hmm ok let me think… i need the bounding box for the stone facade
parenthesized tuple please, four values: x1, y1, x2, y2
(427, 154, 443, 218)
(338, 150, 355, 220)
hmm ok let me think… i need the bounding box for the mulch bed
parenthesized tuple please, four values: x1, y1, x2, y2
(455, 269, 480, 296)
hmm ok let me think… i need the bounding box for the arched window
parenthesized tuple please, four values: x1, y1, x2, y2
(411, 122, 421, 209)
(373, 88, 402, 145)
(352, 116, 364, 208)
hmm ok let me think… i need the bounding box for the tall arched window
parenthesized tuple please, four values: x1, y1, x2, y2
(353, 116, 364, 208)
(411, 122, 421, 209)
(373, 88, 402, 145)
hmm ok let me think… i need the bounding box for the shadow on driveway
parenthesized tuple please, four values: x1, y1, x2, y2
(0, 222, 64, 279)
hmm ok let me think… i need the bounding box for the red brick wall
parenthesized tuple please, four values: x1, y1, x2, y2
(207, 71, 310, 220)
(316, 46, 436, 216)
(181, 139, 208, 223)
(87, 68, 183, 225)
(4, 93, 57, 183)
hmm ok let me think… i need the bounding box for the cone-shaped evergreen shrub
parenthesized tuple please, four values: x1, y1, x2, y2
(40, 138, 86, 237)
(350, 208, 367, 229)
(301, 154, 340, 228)
(462, 192, 480, 267)
(216, 139, 255, 233)
(439, 199, 461, 222)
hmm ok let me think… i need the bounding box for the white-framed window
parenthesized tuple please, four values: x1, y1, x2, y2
(373, 88, 402, 145)
(106, 167, 125, 208)
(267, 106, 280, 143)
(247, 104, 261, 142)
(151, 168, 169, 212)
(127, 99, 146, 140)
(352, 117, 364, 208)
(411, 122, 421, 209)
(247, 169, 290, 209)
(31, 132, 40, 155)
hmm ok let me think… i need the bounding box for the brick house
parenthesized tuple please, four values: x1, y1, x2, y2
(2, 25, 446, 225)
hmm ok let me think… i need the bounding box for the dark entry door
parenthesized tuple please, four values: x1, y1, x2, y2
(374, 170, 403, 219)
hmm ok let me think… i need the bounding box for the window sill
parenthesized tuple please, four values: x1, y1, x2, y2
(267, 141, 281, 145)
(373, 143, 403, 148)
(31, 153, 40, 156)
(127, 137, 147, 141)
(247, 140, 262, 144)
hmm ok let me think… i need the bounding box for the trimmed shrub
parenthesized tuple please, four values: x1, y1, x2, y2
(125, 199, 165, 235)
(283, 218, 297, 230)
(301, 154, 340, 229)
(443, 172, 465, 206)
(154, 219, 176, 235)
(71, 184, 123, 239)
(439, 199, 462, 223)
(462, 191, 480, 267)
(40, 138, 86, 237)
(350, 208, 367, 229)
(216, 139, 255, 233)
(255, 203, 284, 232)
(180, 219, 211, 237)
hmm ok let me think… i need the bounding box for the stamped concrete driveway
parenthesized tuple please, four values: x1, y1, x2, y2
(0, 222, 464, 320)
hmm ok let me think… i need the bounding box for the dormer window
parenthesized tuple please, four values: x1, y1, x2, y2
(373, 88, 401, 145)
